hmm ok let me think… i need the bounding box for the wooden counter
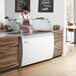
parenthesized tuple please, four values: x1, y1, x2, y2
(53, 30, 63, 57)
(0, 31, 63, 72)
(0, 35, 20, 72)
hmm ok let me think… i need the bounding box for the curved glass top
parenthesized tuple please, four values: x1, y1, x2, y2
(0, 18, 53, 33)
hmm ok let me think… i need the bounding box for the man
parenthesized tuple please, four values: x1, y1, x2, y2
(17, 6, 35, 34)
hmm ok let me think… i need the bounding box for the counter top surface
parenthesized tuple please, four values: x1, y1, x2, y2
(0, 32, 20, 38)
(52, 30, 63, 32)
(66, 26, 76, 29)
(0, 31, 53, 38)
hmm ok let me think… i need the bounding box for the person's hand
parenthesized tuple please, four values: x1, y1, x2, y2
(22, 25, 28, 28)
(24, 26, 30, 28)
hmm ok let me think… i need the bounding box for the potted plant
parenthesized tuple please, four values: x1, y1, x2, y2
(53, 25, 60, 30)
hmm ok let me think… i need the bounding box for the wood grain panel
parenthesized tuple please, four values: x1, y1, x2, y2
(53, 31, 63, 57)
(0, 36, 19, 72)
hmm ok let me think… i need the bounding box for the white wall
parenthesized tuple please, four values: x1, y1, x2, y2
(5, 0, 65, 27)
(31, 0, 65, 26)
(74, 0, 76, 23)
(5, 0, 21, 19)
(66, 0, 74, 22)
(0, 0, 5, 19)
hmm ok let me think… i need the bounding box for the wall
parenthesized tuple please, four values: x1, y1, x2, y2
(5, 0, 20, 19)
(74, 0, 76, 23)
(31, 0, 65, 26)
(0, 0, 5, 19)
(66, 0, 74, 22)
(5, 0, 65, 27)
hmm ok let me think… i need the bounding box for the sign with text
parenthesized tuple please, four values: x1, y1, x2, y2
(15, 0, 30, 12)
(38, 0, 54, 12)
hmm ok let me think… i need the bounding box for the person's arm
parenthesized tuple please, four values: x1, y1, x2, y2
(18, 22, 27, 28)
(26, 24, 36, 31)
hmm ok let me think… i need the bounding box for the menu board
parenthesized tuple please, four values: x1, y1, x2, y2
(38, 0, 54, 12)
(15, 0, 30, 12)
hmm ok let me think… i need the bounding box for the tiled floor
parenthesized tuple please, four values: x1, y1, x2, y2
(1, 43, 76, 76)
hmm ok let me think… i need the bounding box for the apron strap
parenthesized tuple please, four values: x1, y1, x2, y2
(22, 14, 28, 20)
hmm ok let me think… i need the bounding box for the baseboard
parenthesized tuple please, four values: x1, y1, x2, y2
(0, 66, 19, 74)
(53, 55, 62, 59)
